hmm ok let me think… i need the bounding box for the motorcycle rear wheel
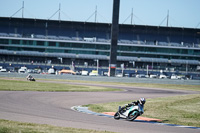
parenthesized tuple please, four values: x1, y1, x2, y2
(127, 111, 139, 121)
(114, 112, 120, 120)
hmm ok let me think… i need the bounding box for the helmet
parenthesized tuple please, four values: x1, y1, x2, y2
(139, 97, 146, 105)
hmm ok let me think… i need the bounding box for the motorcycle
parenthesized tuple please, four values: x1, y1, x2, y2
(114, 104, 144, 121)
(27, 77, 36, 81)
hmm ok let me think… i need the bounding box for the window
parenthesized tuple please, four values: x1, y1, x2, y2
(11, 39, 20, 44)
(84, 44, 95, 49)
(60, 43, 71, 47)
(96, 44, 110, 50)
(72, 43, 83, 48)
(0, 39, 9, 44)
(37, 41, 45, 46)
(49, 42, 56, 47)
(22, 40, 33, 45)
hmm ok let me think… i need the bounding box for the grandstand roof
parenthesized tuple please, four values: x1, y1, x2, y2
(1, 17, 199, 45)
(1, 17, 199, 31)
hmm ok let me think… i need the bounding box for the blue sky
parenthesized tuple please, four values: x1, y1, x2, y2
(0, 0, 200, 28)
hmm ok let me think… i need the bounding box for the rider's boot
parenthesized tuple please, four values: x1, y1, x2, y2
(119, 107, 126, 114)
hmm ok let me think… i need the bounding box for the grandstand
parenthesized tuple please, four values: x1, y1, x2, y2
(0, 17, 200, 73)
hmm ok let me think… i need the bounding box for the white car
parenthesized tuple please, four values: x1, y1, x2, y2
(159, 74, 168, 79)
(116, 73, 123, 77)
(89, 72, 98, 76)
(136, 74, 146, 78)
(150, 74, 157, 78)
(18, 67, 27, 73)
(171, 74, 182, 79)
(48, 68, 55, 74)
(0, 68, 7, 72)
(81, 71, 89, 76)
(89, 70, 98, 76)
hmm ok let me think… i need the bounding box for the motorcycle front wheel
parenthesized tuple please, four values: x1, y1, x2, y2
(114, 112, 120, 120)
(127, 111, 139, 121)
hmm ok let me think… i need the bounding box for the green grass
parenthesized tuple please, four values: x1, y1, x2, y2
(0, 79, 120, 92)
(144, 94, 200, 127)
(2, 77, 200, 91)
(39, 78, 200, 92)
(1, 77, 200, 128)
(86, 94, 200, 127)
(0, 119, 115, 133)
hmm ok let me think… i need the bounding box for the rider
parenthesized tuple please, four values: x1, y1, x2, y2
(26, 74, 33, 80)
(120, 97, 146, 113)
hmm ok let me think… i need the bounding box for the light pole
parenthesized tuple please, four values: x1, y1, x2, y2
(97, 59, 99, 73)
(121, 63, 124, 77)
(94, 59, 99, 74)
(186, 61, 188, 74)
(58, 57, 62, 64)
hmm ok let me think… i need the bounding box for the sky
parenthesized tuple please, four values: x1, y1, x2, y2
(0, 0, 200, 29)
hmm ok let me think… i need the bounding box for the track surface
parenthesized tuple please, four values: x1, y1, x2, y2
(0, 78, 199, 133)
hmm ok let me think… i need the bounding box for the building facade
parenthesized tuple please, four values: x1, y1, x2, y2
(0, 17, 200, 72)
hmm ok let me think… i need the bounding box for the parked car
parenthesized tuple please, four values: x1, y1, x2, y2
(89, 70, 99, 76)
(27, 69, 34, 73)
(81, 70, 89, 76)
(0, 68, 7, 72)
(116, 73, 123, 77)
(59, 69, 76, 75)
(18, 67, 27, 73)
(0, 66, 7, 72)
(48, 68, 55, 74)
(171, 74, 182, 79)
(159, 74, 168, 79)
(136, 74, 146, 78)
(75, 71, 81, 75)
(150, 74, 157, 78)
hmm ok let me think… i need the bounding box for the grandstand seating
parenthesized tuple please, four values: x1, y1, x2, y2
(0, 31, 199, 48)
(0, 33, 9, 37)
(170, 59, 199, 65)
(58, 36, 71, 40)
(0, 17, 199, 48)
(35, 35, 46, 39)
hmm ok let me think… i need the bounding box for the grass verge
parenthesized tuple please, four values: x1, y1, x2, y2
(85, 94, 200, 127)
(1, 77, 200, 91)
(0, 79, 120, 92)
(38, 78, 200, 91)
(0, 119, 115, 133)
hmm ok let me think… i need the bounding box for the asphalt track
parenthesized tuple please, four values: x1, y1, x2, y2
(0, 76, 200, 133)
